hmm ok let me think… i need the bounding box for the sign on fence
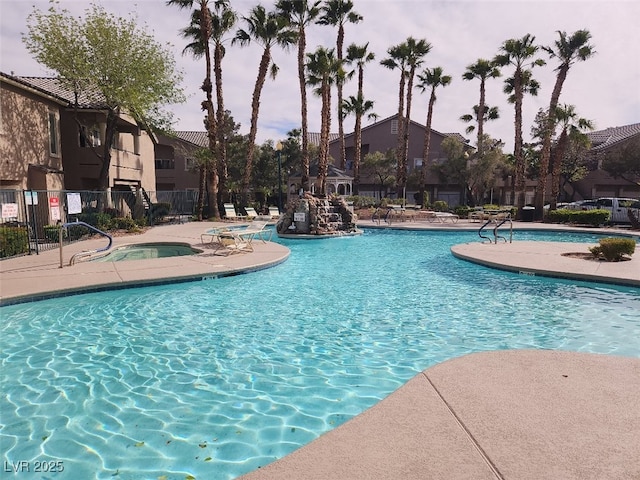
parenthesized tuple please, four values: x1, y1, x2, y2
(24, 191, 38, 205)
(49, 197, 61, 221)
(1, 203, 19, 219)
(67, 192, 82, 214)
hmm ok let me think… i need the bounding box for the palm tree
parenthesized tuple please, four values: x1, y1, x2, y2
(210, 1, 236, 208)
(462, 59, 501, 158)
(416, 66, 451, 207)
(275, 0, 321, 192)
(493, 34, 545, 209)
(344, 42, 375, 195)
(534, 29, 595, 216)
(381, 41, 410, 198)
(319, 0, 363, 170)
(342, 94, 375, 195)
(549, 104, 594, 209)
(233, 6, 297, 204)
(306, 46, 343, 195)
(168, 0, 219, 219)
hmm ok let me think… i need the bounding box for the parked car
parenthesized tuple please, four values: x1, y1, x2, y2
(594, 197, 640, 223)
(564, 200, 598, 210)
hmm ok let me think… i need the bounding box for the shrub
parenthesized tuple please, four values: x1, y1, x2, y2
(589, 237, 636, 261)
(346, 195, 377, 208)
(454, 205, 471, 218)
(113, 216, 140, 232)
(0, 226, 29, 258)
(546, 208, 610, 226)
(433, 200, 448, 212)
(43, 225, 64, 243)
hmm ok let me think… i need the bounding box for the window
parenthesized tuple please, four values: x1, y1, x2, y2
(48, 110, 60, 156)
(414, 158, 423, 168)
(185, 157, 197, 171)
(390, 119, 398, 134)
(79, 125, 101, 148)
(155, 158, 175, 169)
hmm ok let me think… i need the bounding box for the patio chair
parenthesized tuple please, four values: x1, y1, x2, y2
(268, 206, 281, 219)
(213, 231, 254, 255)
(244, 207, 259, 220)
(223, 203, 247, 221)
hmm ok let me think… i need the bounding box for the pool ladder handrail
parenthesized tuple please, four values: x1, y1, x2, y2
(59, 220, 113, 267)
(478, 211, 513, 244)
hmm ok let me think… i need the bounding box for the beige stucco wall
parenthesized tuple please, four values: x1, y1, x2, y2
(0, 81, 63, 190)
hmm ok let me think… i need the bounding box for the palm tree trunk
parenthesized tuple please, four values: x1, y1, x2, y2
(298, 27, 310, 191)
(550, 129, 568, 210)
(242, 46, 271, 203)
(395, 74, 406, 197)
(477, 78, 486, 157)
(535, 65, 568, 217)
(336, 24, 346, 170)
(201, 2, 219, 219)
(214, 43, 228, 208)
(420, 89, 436, 207)
(317, 80, 330, 195)
(513, 68, 525, 209)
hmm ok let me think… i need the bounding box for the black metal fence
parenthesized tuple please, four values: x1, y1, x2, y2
(0, 189, 199, 259)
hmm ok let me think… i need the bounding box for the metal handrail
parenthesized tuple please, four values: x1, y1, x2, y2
(59, 220, 113, 267)
(493, 214, 513, 243)
(478, 211, 513, 244)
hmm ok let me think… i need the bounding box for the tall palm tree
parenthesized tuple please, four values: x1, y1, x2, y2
(233, 6, 297, 203)
(168, 0, 219, 219)
(319, 0, 363, 170)
(381, 42, 410, 197)
(416, 66, 451, 207)
(342, 94, 375, 195)
(534, 29, 595, 216)
(549, 104, 594, 209)
(344, 42, 375, 195)
(462, 58, 501, 158)
(306, 46, 343, 195)
(493, 34, 545, 209)
(275, 0, 321, 192)
(401, 37, 431, 198)
(210, 1, 236, 207)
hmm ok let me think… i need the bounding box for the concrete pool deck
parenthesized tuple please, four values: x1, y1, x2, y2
(1, 219, 639, 479)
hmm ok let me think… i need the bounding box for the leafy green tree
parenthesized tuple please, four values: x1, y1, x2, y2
(494, 34, 545, 209)
(24, 2, 185, 193)
(416, 66, 451, 207)
(534, 29, 595, 216)
(276, 0, 321, 191)
(549, 104, 593, 209)
(233, 5, 297, 203)
(361, 150, 396, 200)
(318, 0, 363, 170)
(601, 134, 640, 187)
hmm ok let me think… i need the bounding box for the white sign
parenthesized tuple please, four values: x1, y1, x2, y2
(49, 197, 61, 221)
(24, 191, 38, 205)
(1, 203, 19, 219)
(294, 212, 306, 222)
(67, 192, 82, 214)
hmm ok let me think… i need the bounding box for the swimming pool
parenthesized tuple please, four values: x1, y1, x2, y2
(90, 242, 202, 262)
(1, 229, 639, 479)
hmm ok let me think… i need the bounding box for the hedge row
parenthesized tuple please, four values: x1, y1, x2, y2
(546, 208, 610, 226)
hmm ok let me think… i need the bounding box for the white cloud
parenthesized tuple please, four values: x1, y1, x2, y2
(2, 0, 638, 152)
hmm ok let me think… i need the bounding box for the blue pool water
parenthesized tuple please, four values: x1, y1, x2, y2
(91, 242, 201, 262)
(1, 229, 639, 479)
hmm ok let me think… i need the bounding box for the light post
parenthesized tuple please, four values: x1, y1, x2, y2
(276, 141, 283, 213)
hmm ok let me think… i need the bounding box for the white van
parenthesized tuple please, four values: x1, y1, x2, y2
(595, 197, 640, 223)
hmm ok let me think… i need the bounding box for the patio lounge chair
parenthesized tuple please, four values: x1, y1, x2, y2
(244, 207, 259, 219)
(268, 206, 280, 219)
(223, 203, 247, 221)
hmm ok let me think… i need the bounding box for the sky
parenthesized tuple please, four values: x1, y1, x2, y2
(1, 0, 639, 154)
